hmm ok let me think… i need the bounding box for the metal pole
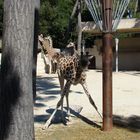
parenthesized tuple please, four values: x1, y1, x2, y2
(77, 0, 82, 55)
(115, 38, 119, 72)
(102, 0, 113, 131)
(102, 33, 113, 131)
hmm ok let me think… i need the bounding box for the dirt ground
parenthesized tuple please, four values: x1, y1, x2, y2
(34, 54, 140, 139)
(35, 118, 140, 140)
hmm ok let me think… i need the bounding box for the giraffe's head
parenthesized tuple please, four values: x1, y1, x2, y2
(66, 42, 76, 49)
(38, 34, 53, 54)
(38, 34, 52, 46)
(63, 42, 78, 56)
(80, 55, 93, 71)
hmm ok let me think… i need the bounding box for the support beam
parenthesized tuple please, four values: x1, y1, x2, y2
(102, 0, 113, 131)
(102, 33, 113, 131)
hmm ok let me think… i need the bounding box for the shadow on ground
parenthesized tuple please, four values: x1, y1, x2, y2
(36, 76, 60, 94)
(34, 106, 101, 129)
(35, 76, 60, 108)
(35, 75, 101, 129)
(35, 75, 84, 109)
(36, 76, 83, 95)
(113, 115, 140, 132)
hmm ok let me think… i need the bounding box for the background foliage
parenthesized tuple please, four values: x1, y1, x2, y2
(39, 0, 76, 48)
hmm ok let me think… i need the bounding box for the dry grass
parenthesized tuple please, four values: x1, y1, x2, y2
(35, 118, 140, 140)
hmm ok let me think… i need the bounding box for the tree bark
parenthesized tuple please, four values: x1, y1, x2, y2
(0, 0, 35, 139)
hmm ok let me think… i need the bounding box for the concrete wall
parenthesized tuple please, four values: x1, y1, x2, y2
(86, 48, 140, 71)
(117, 52, 140, 70)
(85, 45, 102, 69)
(85, 37, 140, 71)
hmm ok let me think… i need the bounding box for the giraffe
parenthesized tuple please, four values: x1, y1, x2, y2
(43, 42, 102, 129)
(38, 34, 53, 54)
(38, 34, 59, 74)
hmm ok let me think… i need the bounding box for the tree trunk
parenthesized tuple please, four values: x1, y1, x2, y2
(0, 0, 35, 139)
(65, 0, 78, 43)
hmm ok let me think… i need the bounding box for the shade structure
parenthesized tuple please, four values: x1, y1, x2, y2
(81, 18, 140, 34)
(84, 0, 130, 32)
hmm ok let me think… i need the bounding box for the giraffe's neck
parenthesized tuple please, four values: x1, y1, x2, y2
(41, 36, 55, 59)
(44, 36, 52, 48)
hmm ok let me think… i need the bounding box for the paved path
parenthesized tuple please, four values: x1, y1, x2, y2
(34, 56, 140, 126)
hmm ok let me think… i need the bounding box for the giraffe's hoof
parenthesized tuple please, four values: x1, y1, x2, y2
(42, 122, 50, 130)
(60, 117, 66, 125)
(66, 116, 72, 122)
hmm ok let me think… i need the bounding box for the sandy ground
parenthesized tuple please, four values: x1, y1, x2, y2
(34, 54, 140, 129)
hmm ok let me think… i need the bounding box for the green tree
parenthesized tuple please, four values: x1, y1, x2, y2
(39, 0, 76, 48)
(127, 0, 140, 18)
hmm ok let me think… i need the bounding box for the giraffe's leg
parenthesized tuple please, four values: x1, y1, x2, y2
(66, 92, 71, 119)
(49, 61, 52, 74)
(57, 70, 64, 91)
(44, 81, 71, 129)
(42, 54, 48, 73)
(57, 70, 65, 120)
(43, 93, 65, 129)
(81, 82, 102, 118)
(61, 97, 65, 122)
(63, 82, 71, 121)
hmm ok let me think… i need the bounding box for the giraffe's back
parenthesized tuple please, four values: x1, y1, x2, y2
(58, 56, 78, 80)
(58, 55, 87, 85)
